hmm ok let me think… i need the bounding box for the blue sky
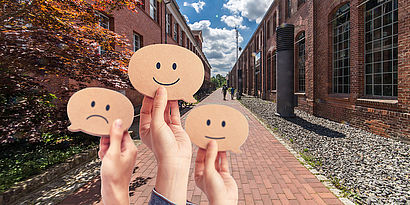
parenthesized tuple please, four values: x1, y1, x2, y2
(175, 0, 274, 77)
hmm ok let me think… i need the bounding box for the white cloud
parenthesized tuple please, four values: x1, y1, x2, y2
(189, 20, 243, 76)
(223, 0, 274, 23)
(183, 14, 189, 23)
(183, 0, 206, 13)
(221, 15, 248, 29)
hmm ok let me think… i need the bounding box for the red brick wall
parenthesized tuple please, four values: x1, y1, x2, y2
(231, 0, 410, 141)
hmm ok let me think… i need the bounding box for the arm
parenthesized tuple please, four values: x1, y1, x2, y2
(99, 119, 138, 205)
(140, 87, 192, 205)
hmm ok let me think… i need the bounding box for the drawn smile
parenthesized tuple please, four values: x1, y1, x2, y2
(205, 136, 226, 140)
(153, 77, 180, 86)
(86, 115, 109, 124)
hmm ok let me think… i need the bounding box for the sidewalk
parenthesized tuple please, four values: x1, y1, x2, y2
(61, 89, 342, 205)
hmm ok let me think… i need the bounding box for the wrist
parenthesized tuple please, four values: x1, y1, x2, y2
(101, 183, 129, 205)
(155, 161, 190, 205)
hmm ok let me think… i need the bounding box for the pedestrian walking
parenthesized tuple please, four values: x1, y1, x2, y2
(222, 84, 228, 100)
(230, 87, 235, 100)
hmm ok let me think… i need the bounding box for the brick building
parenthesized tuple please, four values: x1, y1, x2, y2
(99, 0, 212, 97)
(229, 0, 409, 141)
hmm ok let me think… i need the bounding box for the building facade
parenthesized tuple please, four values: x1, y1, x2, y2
(100, 0, 212, 94)
(229, 0, 409, 142)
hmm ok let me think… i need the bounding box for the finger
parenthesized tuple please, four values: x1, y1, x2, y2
(122, 131, 138, 157)
(220, 152, 229, 172)
(195, 148, 206, 176)
(170, 100, 181, 126)
(107, 119, 125, 157)
(151, 87, 167, 128)
(215, 152, 221, 172)
(205, 140, 218, 172)
(164, 102, 171, 125)
(99, 137, 110, 159)
(139, 96, 153, 129)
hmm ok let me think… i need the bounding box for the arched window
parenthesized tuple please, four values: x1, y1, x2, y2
(332, 3, 350, 94)
(296, 31, 306, 92)
(364, 0, 398, 97)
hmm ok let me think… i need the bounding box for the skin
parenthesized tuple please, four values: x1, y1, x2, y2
(139, 87, 192, 205)
(195, 140, 238, 205)
(99, 119, 138, 205)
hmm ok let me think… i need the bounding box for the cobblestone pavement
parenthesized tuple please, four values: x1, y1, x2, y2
(61, 89, 343, 204)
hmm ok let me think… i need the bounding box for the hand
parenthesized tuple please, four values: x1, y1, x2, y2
(195, 140, 238, 205)
(139, 87, 192, 204)
(99, 119, 138, 205)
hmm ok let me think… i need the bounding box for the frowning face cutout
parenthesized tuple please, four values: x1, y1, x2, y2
(128, 44, 204, 103)
(67, 87, 134, 136)
(185, 104, 249, 153)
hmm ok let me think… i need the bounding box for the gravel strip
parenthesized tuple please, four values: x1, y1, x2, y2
(239, 95, 409, 204)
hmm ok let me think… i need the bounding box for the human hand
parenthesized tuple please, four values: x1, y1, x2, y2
(139, 87, 192, 204)
(195, 140, 238, 205)
(99, 119, 138, 205)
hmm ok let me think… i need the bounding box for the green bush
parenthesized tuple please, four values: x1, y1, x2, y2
(0, 133, 98, 193)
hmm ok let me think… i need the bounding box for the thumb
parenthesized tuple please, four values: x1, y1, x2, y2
(108, 119, 124, 157)
(151, 87, 167, 128)
(205, 140, 218, 173)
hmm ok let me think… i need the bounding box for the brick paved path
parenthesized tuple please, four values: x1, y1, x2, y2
(61, 89, 342, 205)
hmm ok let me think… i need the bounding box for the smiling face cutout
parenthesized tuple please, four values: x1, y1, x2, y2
(185, 104, 249, 153)
(67, 87, 134, 136)
(128, 44, 204, 103)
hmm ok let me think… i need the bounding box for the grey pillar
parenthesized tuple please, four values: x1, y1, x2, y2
(275, 24, 295, 117)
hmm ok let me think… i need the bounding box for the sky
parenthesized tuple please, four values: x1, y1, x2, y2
(175, 0, 274, 77)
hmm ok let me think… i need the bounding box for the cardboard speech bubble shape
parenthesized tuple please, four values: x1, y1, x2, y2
(185, 104, 249, 153)
(67, 87, 134, 136)
(128, 44, 204, 103)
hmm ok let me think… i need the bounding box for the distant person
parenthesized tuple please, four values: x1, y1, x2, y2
(230, 87, 235, 100)
(222, 84, 228, 100)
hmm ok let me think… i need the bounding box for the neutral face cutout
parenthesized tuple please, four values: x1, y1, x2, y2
(185, 104, 249, 153)
(128, 44, 204, 103)
(67, 87, 134, 136)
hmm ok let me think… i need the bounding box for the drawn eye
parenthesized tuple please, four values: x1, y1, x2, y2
(172, 63, 177, 70)
(156, 62, 161, 69)
(206, 119, 211, 126)
(91, 101, 95, 107)
(106, 104, 110, 111)
(221, 121, 226, 127)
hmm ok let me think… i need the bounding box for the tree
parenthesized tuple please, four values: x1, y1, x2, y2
(0, 0, 142, 142)
(211, 74, 227, 88)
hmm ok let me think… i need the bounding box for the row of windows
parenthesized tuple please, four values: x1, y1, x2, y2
(239, 0, 399, 98)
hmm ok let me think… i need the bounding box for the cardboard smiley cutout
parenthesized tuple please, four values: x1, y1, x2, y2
(185, 104, 249, 153)
(67, 87, 134, 136)
(128, 44, 204, 103)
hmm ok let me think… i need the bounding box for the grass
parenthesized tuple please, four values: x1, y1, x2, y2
(330, 176, 363, 203)
(299, 148, 323, 168)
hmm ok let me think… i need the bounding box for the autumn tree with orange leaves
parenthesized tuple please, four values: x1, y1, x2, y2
(0, 0, 141, 142)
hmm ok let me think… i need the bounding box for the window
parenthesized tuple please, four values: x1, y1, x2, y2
(133, 33, 142, 52)
(180, 30, 183, 46)
(297, 32, 306, 92)
(332, 3, 350, 94)
(267, 20, 271, 38)
(174, 23, 178, 41)
(278, 4, 282, 23)
(150, 0, 158, 22)
(287, 0, 292, 18)
(364, 0, 398, 97)
(166, 14, 171, 34)
(98, 13, 110, 55)
(273, 13, 277, 34)
(272, 52, 277, 90)
(267, 54, 272, 90)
